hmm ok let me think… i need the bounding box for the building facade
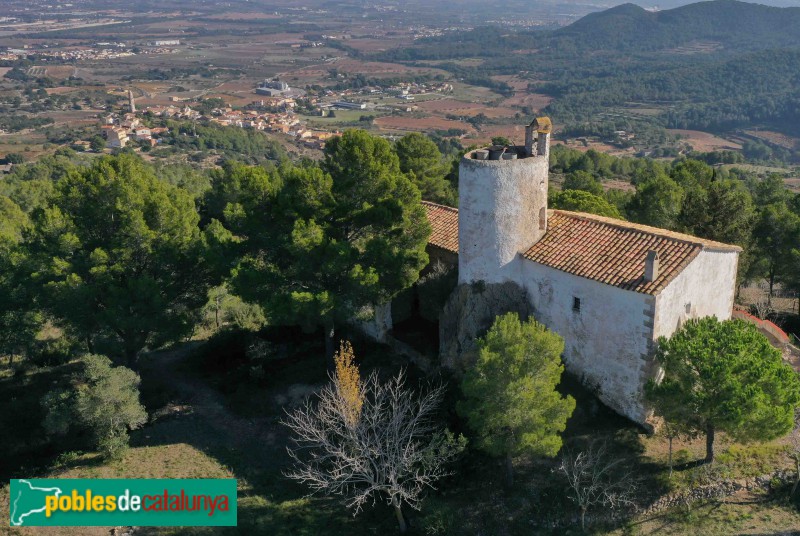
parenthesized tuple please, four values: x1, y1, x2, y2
(418, 118, 740, 424)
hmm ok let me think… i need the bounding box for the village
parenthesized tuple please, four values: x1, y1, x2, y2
(97, 78, 457, 152)
(0, 43, 180, 63)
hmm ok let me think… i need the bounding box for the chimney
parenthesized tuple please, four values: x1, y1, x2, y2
(644, 250, 660, 283)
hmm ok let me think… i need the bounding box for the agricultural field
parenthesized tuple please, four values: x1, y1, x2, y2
(668, 129, 743, 152)
(374, 115, 476, 135)
(743, 130, 799, 151)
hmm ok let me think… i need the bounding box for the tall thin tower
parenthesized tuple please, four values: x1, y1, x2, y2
(457, 117, 551, 284)
(128, 89, 136, 114)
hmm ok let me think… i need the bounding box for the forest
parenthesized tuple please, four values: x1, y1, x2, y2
(2, 127, 800, 534)
(376, 1, 800, 154)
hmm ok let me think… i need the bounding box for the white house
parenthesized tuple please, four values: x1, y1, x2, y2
(414, 118, 741, 424)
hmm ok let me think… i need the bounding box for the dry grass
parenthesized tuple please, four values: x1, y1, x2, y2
(374, 115, 475, 134)
(41, 66, 77, 80)
(668, 129, 742, 152)
(743, 130, 799, 151)
(414, 98, 518, 119)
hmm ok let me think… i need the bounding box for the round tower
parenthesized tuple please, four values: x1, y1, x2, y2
(457, 118, 551, 284)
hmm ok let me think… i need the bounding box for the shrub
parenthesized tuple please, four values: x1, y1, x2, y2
(30, 337, 78, 367)
(41, 354, 147, 460)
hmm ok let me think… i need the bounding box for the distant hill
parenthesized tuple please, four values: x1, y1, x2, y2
(552, 0, 800, 51)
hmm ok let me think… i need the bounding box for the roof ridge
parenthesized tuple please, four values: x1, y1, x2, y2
(550, 209, 742, 252)
(420, 200, 458, 212)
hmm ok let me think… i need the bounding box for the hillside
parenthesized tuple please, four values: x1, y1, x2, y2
(374, 0, 800, 144)
(551, 0, 800, 51)
(379, 1, 800, 62)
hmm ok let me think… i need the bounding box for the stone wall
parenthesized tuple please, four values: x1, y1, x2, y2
(439, 281, 532, 371)
(426, 245, 457, 271)
(351, 302, 393, 343)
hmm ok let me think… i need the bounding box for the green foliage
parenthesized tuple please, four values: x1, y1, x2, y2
(98, 430, 131, 461)
(4, 152, 25, 164)
(458, 313, 575, 461)
(89, 136, 105, 152)
(29, 336, 80, 367)
(0, 115, 54, 132)
(202, 285, 266, 332)
(394, 132, 455, 205)
(628, 173, 683, 229)
(165, 121, 287, 165)
(0, 194, 27, 254)
(0, 153, 82, 213)
(491, 136, 511, 146)
(549, 189, 622, 219)
(42, 354, 147, 460)
(750, 202, 800, 292)
(0, 195, 39, 358)
(562, 171, 604, 196)
(26, 154, 222, 362)
(646, 317, 800, 461)
(679, 179, 755, 247)
(152, 162, 211, 201)
(225, 130, 430, 346)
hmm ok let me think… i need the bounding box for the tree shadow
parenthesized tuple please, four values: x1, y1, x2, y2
(132, 334, 410, 535)
(673, 458, 709, 471)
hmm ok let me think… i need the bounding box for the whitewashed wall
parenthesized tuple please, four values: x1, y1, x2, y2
(653, 249, 738, 339)
(518, 261, 655, 423)
(351, 302, 393, 343)
(458, 154, 549, 285)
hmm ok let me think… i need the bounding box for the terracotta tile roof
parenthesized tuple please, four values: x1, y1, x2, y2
(523, 210, 741, 295)
(422, 201, 459, 254)
(421, 202, 742, 295)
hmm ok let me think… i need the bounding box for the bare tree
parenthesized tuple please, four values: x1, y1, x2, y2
(559, 440, 638, 530)
(751, 291, 774, 320)
(282, 343, 465, 533)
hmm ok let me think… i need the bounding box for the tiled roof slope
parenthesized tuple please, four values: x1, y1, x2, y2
(421, 202, 742, 295)
(524, 211, 741, 295)
(422, 201, 459, 253)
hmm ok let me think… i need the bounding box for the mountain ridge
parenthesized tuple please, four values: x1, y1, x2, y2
(551, 0, 800, 51)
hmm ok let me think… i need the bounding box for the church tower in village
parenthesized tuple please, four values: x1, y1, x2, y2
(457, 117, 552, 284)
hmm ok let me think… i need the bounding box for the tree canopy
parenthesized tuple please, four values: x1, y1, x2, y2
(550, 189, 622, 219)
(222, 130, 430, 356)
(646, 317, 800, 463)
(459, 312, 575, 486)
(26, 154, 222, 363)
(42, 353, 147, 460)
(394, 132, 455, 205)
(0, 195, 38, 359)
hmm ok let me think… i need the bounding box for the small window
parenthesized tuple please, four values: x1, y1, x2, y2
(685, 302, 692, 314)
(572, 297, 581, 312)
(539, 207, 546, 230)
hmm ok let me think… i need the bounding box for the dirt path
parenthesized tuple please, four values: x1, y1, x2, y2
(139, 345, 280, 452)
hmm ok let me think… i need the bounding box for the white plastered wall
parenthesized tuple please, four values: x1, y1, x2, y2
(518, 261, 655, 423)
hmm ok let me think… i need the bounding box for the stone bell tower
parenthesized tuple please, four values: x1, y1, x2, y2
(457, 117, 552, 284)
